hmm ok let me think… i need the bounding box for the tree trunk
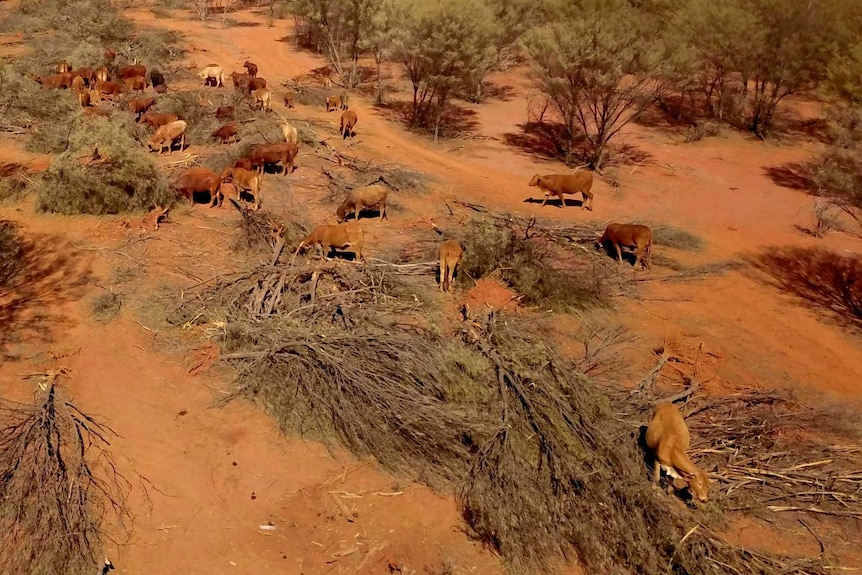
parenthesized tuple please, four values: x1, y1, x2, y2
(375, 56, 383, 105)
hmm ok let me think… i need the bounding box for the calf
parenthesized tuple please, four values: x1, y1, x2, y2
(35, 73, 72, 89)
(77, 89, 91, 108)
(247, 77, 267, 94)
(595, 223, 652, 270)
(528, 172, 594, 210)
(198, 64, 224, 87)
(149, 69, 165, 89)
(283, 91, 295, 109)
(233, 157, 254, 171)
(128, 97, 155, 121)
(294, 221, 364, 263)
(340, 109, 358, 140)
(325, 95, 339, 112)
(138, 112, 179, 129)
(219, 167, 262, 210)
(336, 184, 387, 223)
(171, 167, 222, 205)
(243, 60, 258, 78)
(94, 80, 125, 101)
(645, 403, 710, 503)
(253, 87, 272, 111)
(215, 105, 234, 120)
(211, 123, 239, 144)
(248, 142, 298, 176)
(439, 239, 464, 292)
(69, 67, 95, 87)
(147, 120, 187, 155)
(281, 120, 298, 145)
(141, 205, 170, 232)
(230, 71, 251, 92)
(71, 75, 86, 93)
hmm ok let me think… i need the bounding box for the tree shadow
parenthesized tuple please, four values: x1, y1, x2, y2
(503, 121, 568, 161)
(763, 162, 818, 195)
(0, 222, 94, 356)
(479, 81, 517, 103)
(375, 100, 480, 139)
(748, 246, 862, 332)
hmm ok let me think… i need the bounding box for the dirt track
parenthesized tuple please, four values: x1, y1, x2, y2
(1, 3, 861, 573)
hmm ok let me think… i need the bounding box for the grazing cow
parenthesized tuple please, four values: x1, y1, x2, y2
(243, 60, 258, 78)
(118, 64, 146, 80)
(294, 221, 364, 262)
(340, 109, 358, 139)
(211, 123, 239, 144)
(247, 76, 267, 94)
(283, 91, 295, 109)
(198, 64, 224, 87)
(154, 84, 168, 94)
(96, 67, 109, 83)
(138, 112, 179, 129)
(645, 403, 710, 503)
(77, 89, 91, 108)
(248, 142, 298, 176)
(71, 75, 86, 93)
(281, 120, 298, 145)
(147, 120, 187, 155)
(219, 167, 262, 210)
(215, 105, 234, 120)
(233, 157, 254, 171)
(57, 60, 71, 74)
(325, 95, 339, 112)
(230, 71, 251, 92)
(149, 69, 165, 89)
(128, 97, 155, 121)
(94, 80, 125, 101)
(253, 87, 272, 111)
(528, 172, 594, 210)
(35, 73, 72, 89)
(124, 76, 146, 94)
(595, 223, 653, 270)
(336, 184, 387, 223)
(171, 167, 222, 205)
(439, 239, 464, 292)
(69, 67, 95, 87)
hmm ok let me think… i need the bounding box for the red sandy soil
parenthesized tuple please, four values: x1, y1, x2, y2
(1, 2, 861, 573)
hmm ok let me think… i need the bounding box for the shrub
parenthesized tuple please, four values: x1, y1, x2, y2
(459, 219, 608, 311)
(91, 291, 122, 323)
(34, 116, 173, 215)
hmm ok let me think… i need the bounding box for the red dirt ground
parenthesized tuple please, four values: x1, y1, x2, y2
(1, 2, 861, 573)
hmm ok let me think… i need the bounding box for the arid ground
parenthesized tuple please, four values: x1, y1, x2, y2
(1, 2, 861, 574)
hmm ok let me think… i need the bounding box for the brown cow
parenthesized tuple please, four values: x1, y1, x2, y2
(283, 91, 295, 109)
(71, 75, 86, 93)
(233, 157, 254, 171)
(95, 80, 125, 101)
(336, 184, 387, 223)
(253, 87, 271, 111)
(247, 77, 266, 94)
(138, 112, 179, 129)
(595, 223, 653, 270)
(219, 167, 262, 210)
(243, 61, 258, 78)
(215, 105, 234, 120)
(128, 97, 155, 120)
(171, 167, 222, 205)
(77, 89, 91, 108)
(118, 64, 146, 80)
(230, 71, 251, 92)
(325, 95, 339, 112)
(528, 172, 594, 210)
(211, 123, 239, 144)
(439, 239, 464, 292)
(248, 142, 298, 176)
(646, 403, 710, 503)
(340, 109, 358, 140)
(35, 73, 72, 89)
(124, 76, 146, 94)
(294, 221, 364, 263)
(147, 120, 187, 156)
(69, 67, 95, 87)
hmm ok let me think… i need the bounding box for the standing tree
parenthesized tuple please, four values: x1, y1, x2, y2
(522, 0, 662, 168)
(362, 0, 400, 104)
(390, 0, 499, 140)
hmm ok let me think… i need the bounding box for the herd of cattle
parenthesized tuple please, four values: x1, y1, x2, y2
(33, 52, 654, 289)
(29, 49, 711, 504)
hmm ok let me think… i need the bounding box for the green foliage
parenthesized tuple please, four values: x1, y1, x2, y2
(827, 41, 862, 107)
(391, 0, 499, 135)
(522, 0, 661, 168)
(4, 0, 133, 44)
(0, 66, 78, 154)
(34, 116, 173, 215)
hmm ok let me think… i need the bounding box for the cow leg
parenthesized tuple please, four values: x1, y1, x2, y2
(614, 242, 623, 264)
(582, 189, 594, 211)
(448, 264, 456, 290)
(634, 245, 643, 270)
(380, 200, 386, 221)
(558, 192, 566, 208)
(540, 192, 549, 208)
(644, 242, 652, 270)
(439, 261, 445, 291)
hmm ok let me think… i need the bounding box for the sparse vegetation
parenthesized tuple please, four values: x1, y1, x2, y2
(91, 291, 122, 323)
(33, 116, 173, 215)
(0, 385, 131, 575)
